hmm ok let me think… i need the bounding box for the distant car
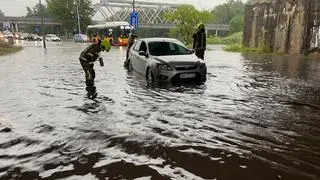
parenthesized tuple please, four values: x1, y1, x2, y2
(73, 34, 89, 43)
(46, 34, 61, 42)
(126, 38, 207, 84)
(3, 31, 14, 39)
(0, 32, 4, 40)
(19, 33, 29, 40)
(27, 34, 41, 41)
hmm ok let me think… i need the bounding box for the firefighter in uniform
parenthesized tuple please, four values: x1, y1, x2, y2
(124, 30, 138, 67)
(192, 23, 207, 60)
(79, 39, 111, 99)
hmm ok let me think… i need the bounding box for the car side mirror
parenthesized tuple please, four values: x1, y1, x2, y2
(139, 51, 148, 57)
(190, 49, 195, 54)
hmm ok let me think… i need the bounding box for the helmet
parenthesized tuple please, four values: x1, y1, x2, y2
(197, 23, 205, 30)
(130, 29, 137, 37)
(130, 32, 137, 37)
(101, 40, 111, 52)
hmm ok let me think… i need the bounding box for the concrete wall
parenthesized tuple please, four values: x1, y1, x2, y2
(243, 0, 320, 55)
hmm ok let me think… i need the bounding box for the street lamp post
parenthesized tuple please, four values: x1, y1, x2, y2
(39, 0, 46, 49)
(76, 0, 81, 34)
(133, 0, 135, 11)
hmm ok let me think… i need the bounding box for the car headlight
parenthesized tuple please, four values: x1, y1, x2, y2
(157, 64, 173, 71)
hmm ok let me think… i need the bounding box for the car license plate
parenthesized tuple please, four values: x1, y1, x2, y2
(180, 73, 196, 78)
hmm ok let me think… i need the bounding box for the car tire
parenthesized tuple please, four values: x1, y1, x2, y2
(146, 68, 154, 84)
(196, 74, 206, 84)
(201, 75, 207, 83)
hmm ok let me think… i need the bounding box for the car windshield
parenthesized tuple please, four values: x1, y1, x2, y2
(148, 41, 192, 56)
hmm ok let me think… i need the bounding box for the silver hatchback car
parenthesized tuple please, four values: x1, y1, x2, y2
(127, 38, 207, 84)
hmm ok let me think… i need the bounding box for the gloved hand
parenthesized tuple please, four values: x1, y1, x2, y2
(99, 57, 104, 67)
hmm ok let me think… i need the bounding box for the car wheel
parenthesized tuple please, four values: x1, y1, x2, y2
(201, 75, 207, 83)
(146, 68, 154, 84)
(197, 74, 206, 84)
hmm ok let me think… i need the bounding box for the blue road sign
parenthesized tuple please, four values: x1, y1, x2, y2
(3, 22, 10, 31)
(35, 26, 40, 33)
(130, 11, 139, 29)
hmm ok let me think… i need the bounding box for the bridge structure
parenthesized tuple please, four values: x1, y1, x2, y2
(93, 0, 230, 32)
(0, 16, 61, 33)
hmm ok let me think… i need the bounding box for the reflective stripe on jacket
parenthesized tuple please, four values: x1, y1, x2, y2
(79, 44, 103, 63)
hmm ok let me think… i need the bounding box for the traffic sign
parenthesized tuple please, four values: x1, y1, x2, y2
(3, 22, 10, 31)
(130, 11, 139, 29)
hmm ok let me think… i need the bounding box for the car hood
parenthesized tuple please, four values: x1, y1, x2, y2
(153, 54, 201, 64)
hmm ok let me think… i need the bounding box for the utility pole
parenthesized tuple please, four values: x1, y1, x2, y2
(133, 0, 135, 11)
(76, 0, 81, 34)
(39, 0, 46, 48)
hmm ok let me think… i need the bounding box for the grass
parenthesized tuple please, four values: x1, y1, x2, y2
(0, 41, 23, 56)
(207, 32, 243, 45)
(208, 32, 284, 54)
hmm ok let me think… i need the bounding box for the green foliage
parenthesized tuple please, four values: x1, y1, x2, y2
(46, 0, 94, 34)
(0, 41, 23, 56)
(224, 44, 274, 54)
(0, 10, 5, 18)
(207, 31, 243, 45)
(164, 4, 215, 45)
(26, 3, 51, 18)
(229, 15, 244, 34)
(211, 0, 245, 24)
(246, 0, 273, 4)
(207, 31, 276, 54)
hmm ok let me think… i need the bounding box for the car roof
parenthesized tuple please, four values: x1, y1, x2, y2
(139, 38, 182, 44)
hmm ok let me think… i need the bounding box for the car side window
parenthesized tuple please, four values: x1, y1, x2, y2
(133, 41, 141, 51)
(139, 41, 147, 52)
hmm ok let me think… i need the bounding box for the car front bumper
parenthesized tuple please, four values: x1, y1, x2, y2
(152, 64, 207, 83)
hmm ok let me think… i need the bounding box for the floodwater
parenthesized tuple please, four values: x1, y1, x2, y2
(0, 41, 319, 180)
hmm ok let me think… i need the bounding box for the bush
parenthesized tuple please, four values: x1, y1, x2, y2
(207, 31, 243, 45)
(0, 41, 23, 56)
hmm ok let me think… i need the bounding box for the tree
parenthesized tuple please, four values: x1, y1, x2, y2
(165, 5, 214, 45)
(211, 0, 245, 24)
(246, 0, 273, 4)
(47, 0, 94, 34)
(0, 9, 5, 18)
(26, 3, 51, 17)
(229, 15, 244, 34)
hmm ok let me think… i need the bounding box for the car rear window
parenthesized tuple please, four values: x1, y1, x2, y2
(148, 41, 192, 56)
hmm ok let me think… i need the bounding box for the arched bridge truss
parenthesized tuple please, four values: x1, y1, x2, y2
(93, 0, 230, 31)
(94, 0, 179, 24)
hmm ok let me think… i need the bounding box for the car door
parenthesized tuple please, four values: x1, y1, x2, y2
(136, 41, 148, 75)
(130, 40, 141, 71)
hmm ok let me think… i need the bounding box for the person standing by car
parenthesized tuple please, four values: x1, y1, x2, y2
(79, 39, 111, 99)
(124, 30, 138, 67)
(192, 23, 207, 60)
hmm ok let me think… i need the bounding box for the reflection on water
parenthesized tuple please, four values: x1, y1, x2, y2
(0, 43, 319, 179)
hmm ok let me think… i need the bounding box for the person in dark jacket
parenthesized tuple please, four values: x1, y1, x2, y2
(124, 30, 137, 67)
(192, 23, 207, 60)
(79, 39, 111, 99)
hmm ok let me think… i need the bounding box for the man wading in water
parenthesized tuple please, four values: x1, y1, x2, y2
(79, 39, 111, 99)
(192, 23, 207, 60)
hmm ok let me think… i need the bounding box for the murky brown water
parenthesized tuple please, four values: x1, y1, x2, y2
(0, 42, 319, 180)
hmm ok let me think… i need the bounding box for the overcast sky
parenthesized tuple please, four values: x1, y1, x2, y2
(0, 0, 235, 17)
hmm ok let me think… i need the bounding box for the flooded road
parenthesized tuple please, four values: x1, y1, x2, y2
(0, 41, 319, 180)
